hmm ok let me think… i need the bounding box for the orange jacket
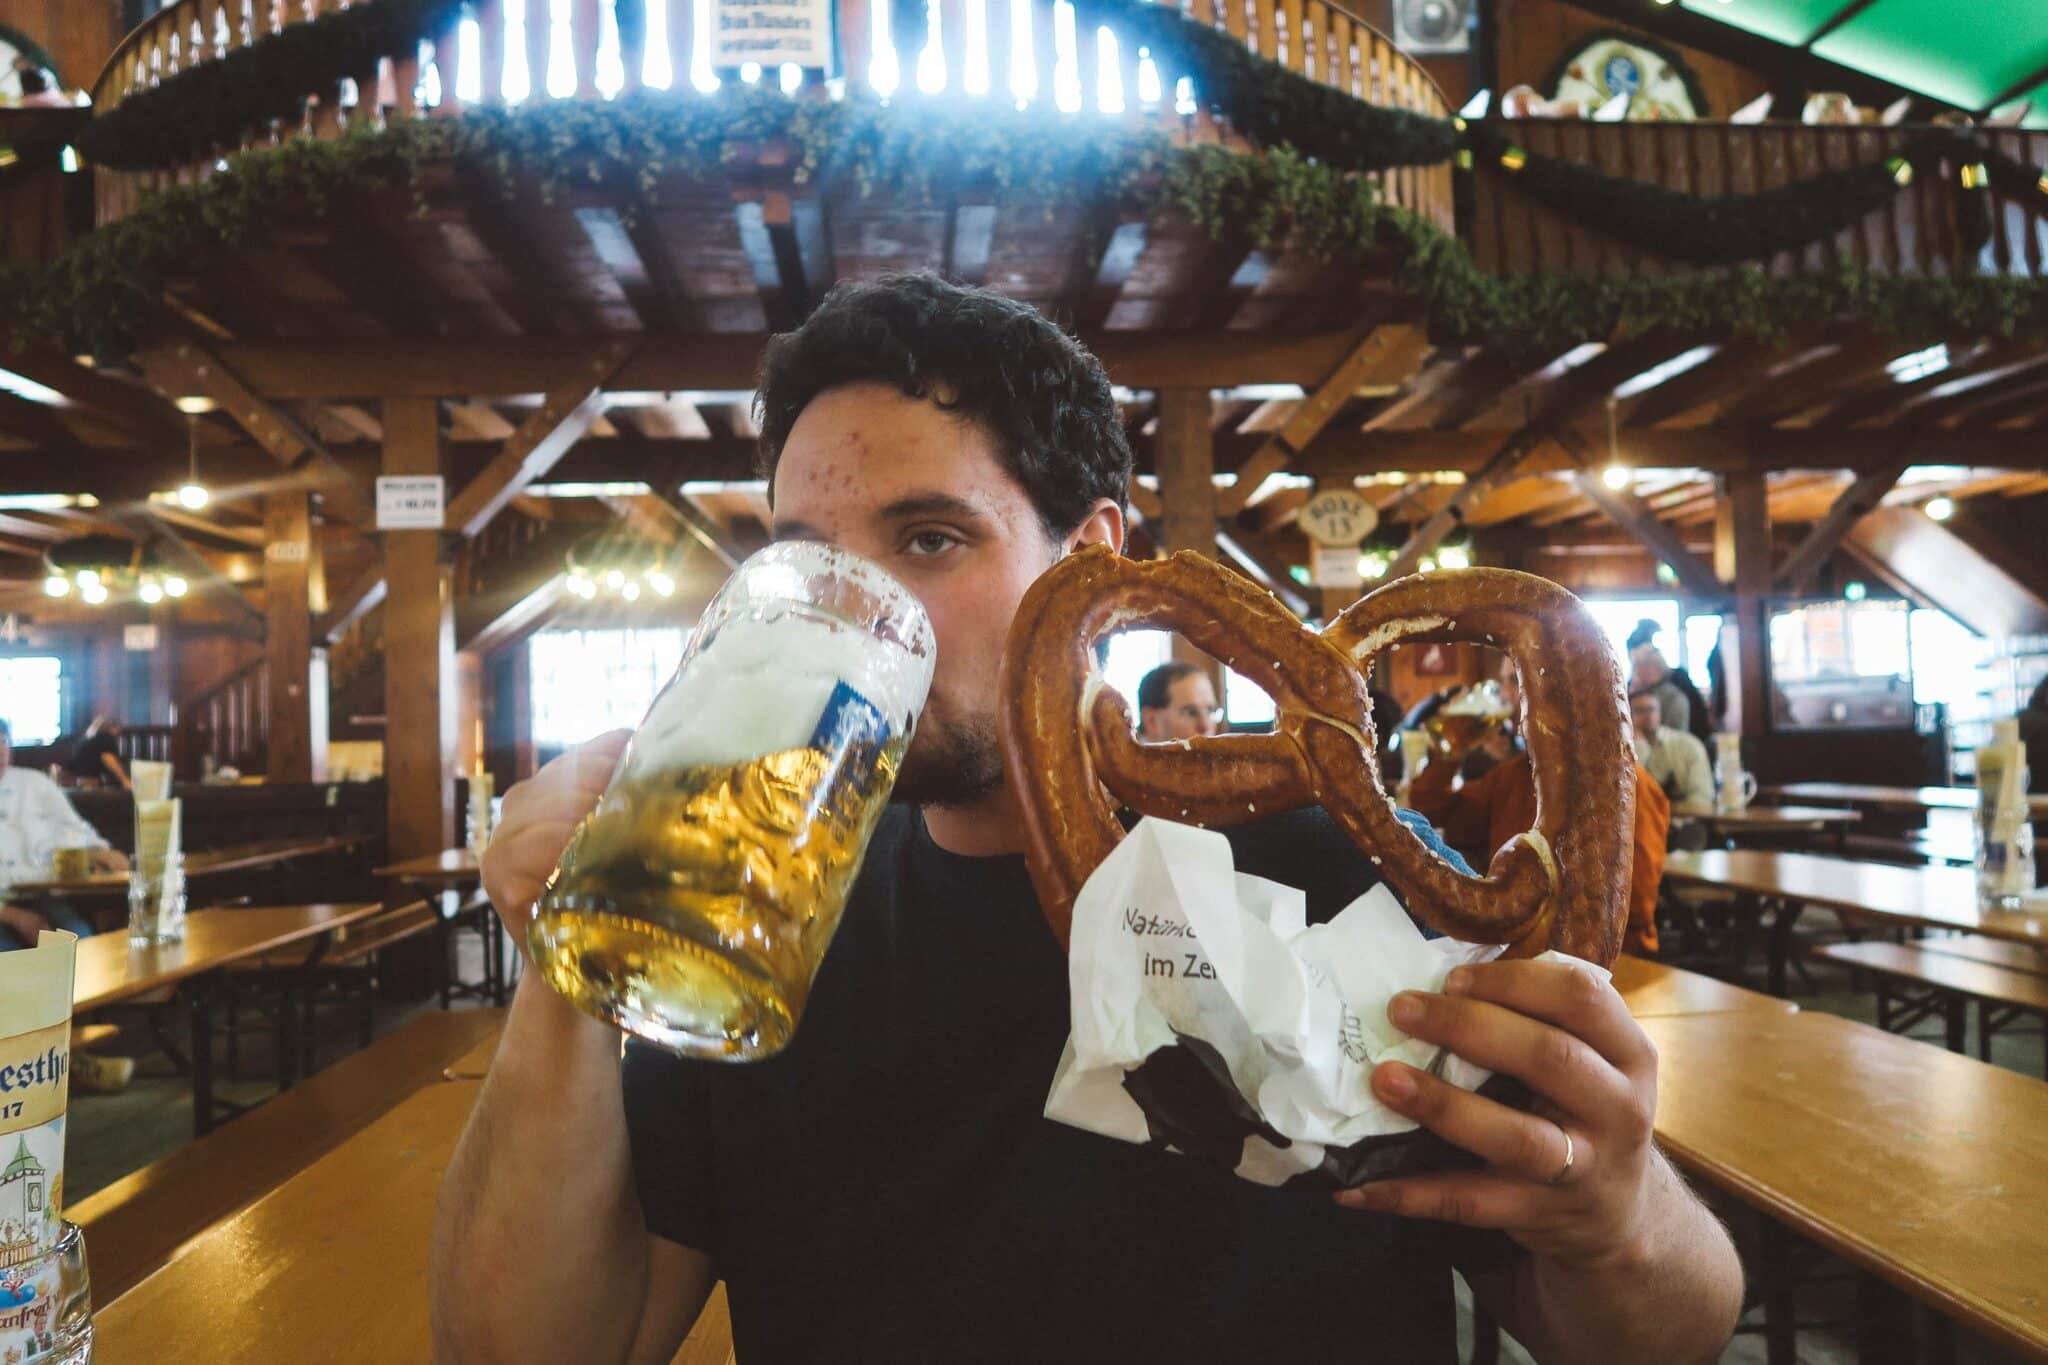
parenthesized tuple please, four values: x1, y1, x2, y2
(1408, 751, 1669, 956)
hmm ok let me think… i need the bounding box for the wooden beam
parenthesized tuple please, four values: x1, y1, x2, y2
(1385, 435, 1541, 579)
(460, 573, 571, 656)
(207, 330, 1391, 399)
(383, 397, 456, 860)
(146, 504, 269, 549)
(1773, 449, 1915, 592)
(104, 506, 263, 622)
(1156, 388, 1221, 682)
(0, 351, 185, 447)
(316, 562, 388, 645)
(1566, 472, 1728, 602)
(1217, 325, 1428, 515)
(0, 511, 66, 544)
(140, 341, 376, 528)
(442, 339, 637, 538)
(263, 492, 326, 782)
(1724, 472, 1773, 741)
(1214, 529, 1311, 618)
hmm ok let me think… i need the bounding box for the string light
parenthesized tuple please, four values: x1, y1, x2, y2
(1925, 496, 1955, 522)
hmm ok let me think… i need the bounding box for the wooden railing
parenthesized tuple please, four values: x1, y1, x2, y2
(90, 0, 1455, 230)
(175, 655, 269, 778)
(1468, 120, 2048, 280)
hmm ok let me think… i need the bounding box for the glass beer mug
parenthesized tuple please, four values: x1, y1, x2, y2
(529, 543, 935, 1061)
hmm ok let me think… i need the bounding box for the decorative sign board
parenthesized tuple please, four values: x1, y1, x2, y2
(375, 475, 445, 531)
(123, 624, 159, 652)
(1299, 489, 1378, 547)
(711, 0, 835, 69)
(1311, 544, 1365, 591)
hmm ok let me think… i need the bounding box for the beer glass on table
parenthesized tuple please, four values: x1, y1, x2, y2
(529, 542, 935, 1061)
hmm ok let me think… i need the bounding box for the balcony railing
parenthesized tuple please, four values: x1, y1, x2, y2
(1467, 119, 2048, 280)
(91, 0, 1454, 229)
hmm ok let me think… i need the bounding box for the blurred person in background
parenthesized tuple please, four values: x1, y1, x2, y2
(1136, 661, 1221, 742)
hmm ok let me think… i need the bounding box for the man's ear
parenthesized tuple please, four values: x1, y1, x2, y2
(1067, 498, 1126, 555)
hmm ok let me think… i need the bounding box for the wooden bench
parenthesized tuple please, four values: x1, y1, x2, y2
(1811, 940, 2048, 1071)
(68, 1005, 506, 1301)
(1912, 933, 2048, 975)
(218, 900, 444, 1077)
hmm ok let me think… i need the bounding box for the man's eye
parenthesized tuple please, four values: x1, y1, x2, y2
(906, 531, 958, 555)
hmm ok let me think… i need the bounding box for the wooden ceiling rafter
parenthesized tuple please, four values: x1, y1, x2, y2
(139, 340, 378, 530)
(1217, 324, 1429, 516)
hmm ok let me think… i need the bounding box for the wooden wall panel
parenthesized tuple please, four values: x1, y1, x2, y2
(0, 0, 123, 90)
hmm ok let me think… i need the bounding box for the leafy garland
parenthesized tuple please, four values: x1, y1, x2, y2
(70, 0, 2048, 278)
(13, 86, 2048, 361)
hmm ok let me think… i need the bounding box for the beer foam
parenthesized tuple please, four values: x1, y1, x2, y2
(625, 608, 934, 774)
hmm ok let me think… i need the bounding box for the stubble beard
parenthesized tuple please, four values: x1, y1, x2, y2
(890, 710, 1005, 809)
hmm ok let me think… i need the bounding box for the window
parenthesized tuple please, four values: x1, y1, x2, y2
(1682, 614, 1723, 697)
(528, 628, 688, 749)
(1577, 598, 1681, 675)
(0, 656, 62, 746)
(1098, 629, 1274, 729)
(1768, 599, 1915, 730)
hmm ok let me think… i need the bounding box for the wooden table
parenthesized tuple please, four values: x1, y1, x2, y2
(376, 847, 510, 1006)
(1609, 954, 1797, 1017)
(1762, 782, 2048, 819)
(90, 1080, 738, 1365)
(1677, 805, 1861, 850)
(74, 902, 385, 1134)
(1647, 1008, 2048, 1363)
(1663, 849, 2048, 994)
(11, 834, 369, 898)
(442, 1024, 503, 1080)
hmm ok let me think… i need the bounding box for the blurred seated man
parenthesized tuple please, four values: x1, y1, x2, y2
(0, 717, 133, 1089)
(1135, 661, 1220, 742)
(1628, 635, 1711, 746)
(0, 717, 126, 950)
(1408, 667, 1671, 956)
(1631, 691, 1714, 814)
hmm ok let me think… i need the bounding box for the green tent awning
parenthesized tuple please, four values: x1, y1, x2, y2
(1679, 0, 2048, 127)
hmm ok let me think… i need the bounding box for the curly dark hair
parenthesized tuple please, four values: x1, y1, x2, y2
(754, 273, 1132, 538)
(1137, 662, 1205, 711)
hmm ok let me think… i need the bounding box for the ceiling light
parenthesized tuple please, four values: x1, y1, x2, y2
(646, 570, 676, 598)
(603, 568, 626, 590)
(621, 580, 641, 602)
(1884, 344, 1951, 383)
(76, 569, 99, 587)
(0, 493, 95, 511)
(1437, 545, 1471, 570)
(1845, 581, 1867, 601)
(79, 581, 108, 605)
(1602, 465, 1632, 490)
(42, 575, 68, 598)
(174, 396, 218, 415)
(176, 483, 210, 510)
(139, 580, 164, 605)
(162, 575, 187, 598)
(1924, 496, 1955, 522)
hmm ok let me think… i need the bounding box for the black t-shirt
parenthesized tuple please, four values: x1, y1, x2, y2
(64, 731, 119, 783)
(623, 805, 1516, 1363)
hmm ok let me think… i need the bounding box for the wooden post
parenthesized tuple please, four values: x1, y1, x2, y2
(383, 399, 456, 861)
(1156, 388, 1223, 685)
(264, 491, 327, 782)
(1719, 471, 1772, 741)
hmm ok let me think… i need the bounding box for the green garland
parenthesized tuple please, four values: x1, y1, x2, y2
(1468, 127, 1959, 268)
(13, 88, 2048, 361)
(67, 0, 2048, 283)
(76, 0, 466, 172)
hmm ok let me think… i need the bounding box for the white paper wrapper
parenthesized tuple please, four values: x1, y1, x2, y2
(1044, 819, 1603, 1189)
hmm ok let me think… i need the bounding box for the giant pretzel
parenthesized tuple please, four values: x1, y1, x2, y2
(999, 548, 1636, 966)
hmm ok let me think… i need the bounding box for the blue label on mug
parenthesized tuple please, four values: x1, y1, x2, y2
(810, 681, 890, 756)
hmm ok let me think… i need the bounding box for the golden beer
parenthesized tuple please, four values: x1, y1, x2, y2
(528, 543, 934, 1061)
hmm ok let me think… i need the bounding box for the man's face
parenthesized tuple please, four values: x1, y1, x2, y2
(770, 383, 1115, 807)
(1630, 693, 1661, 739)
(1143, 673, 1220, 742)
(1630, 644, 1668, 687)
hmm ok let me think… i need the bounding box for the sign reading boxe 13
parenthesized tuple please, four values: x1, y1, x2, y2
(713, 0, 835, 69)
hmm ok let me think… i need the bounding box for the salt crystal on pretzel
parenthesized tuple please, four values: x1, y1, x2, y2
(999, 547, 1635, 967)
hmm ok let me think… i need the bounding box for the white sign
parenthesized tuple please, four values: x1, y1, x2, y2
(376, 475, 445, 531)
(265, 540, 309, 563)
(123, 624, 160, 652)
(1299, 489, 1378, 546)
(1311, 544, 1365, 591)
(711, 0, 834, 68)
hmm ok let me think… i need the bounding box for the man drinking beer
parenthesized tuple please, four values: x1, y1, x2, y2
(432, 275, 1741, 1363)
